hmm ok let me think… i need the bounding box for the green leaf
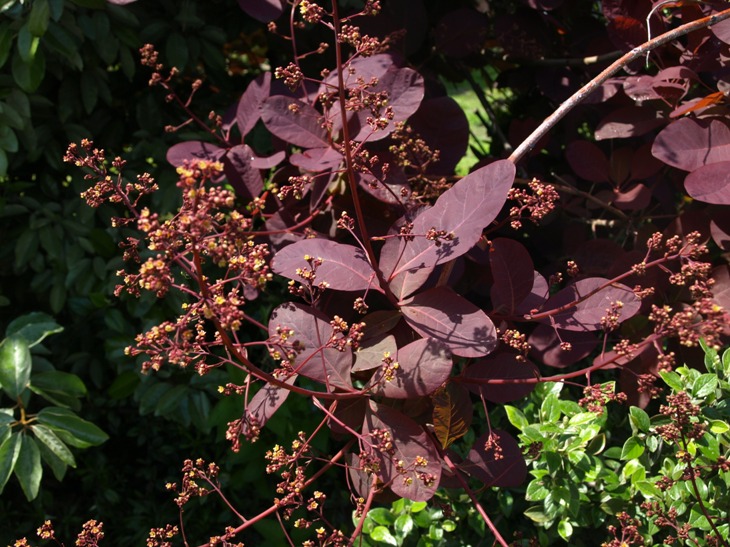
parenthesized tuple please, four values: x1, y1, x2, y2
(11, 49, 46, 93)
(701, 339, 720, 373)
(710, 419, 729, 434)
(37, 439, 67, 481)
(28, 0, 50, 36)
(557, 519, 573, 541)
(620, 436, 645, 461)
(0, 148, 7, 177)
(693, 374, 718, 399)
(504, 405, 529, 431)
(31, 424, 75, 467)
(659, 370, 684, 393)
(6, 312, 63, 347)
(17, 24, 40, 62)
(0, 432, 21, 493)
(409, 501, 427, 513)
(634, 480, 662, 498)
(722, 347, 730, 379)
(368, 508, 397, 526)
(0, 410, 14, 440)
(394, 513, 413, 537)
(0, 22, 12, 69)
(14, 434, 42, 500)
(0, 335, 32, 399)
(107, 370, 140, 399)
(370, 526, 397, 546)
(524, 506, 551, 524)
(629, 407, 651, 433)
(37, 407, 108, 447)
(0, 125, 18, 153)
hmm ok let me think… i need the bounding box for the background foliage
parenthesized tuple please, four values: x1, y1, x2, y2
(1, 0, 729, 545)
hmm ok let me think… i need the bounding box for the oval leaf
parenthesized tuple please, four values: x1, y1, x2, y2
(381, 160, 515, 299)
(268, 302, 352, 389)
(235, 72, 271, 137)
(5, 312, 63, 347)
(684, 161, 730, 205)
(369, 338, 453, 398)
(652, 118, 730, 172)
(242, 375, 296, 439)
(272, 239, 380, 293)
(0, 336, 32, 399)
(490, 238, 535, 314)
(363, 402, 441, 501)
(536, 278, 640, 332)
(261, 96, 328, 148)
(464, 353, 536, 403)
(166, 140, 224, 167)
(463, 430, 527, 487)
(401, 287, 497, 358)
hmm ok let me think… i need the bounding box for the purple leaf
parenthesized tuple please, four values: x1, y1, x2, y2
(652, 118, 730, 172)
(364, 402, 441, 501)
(595, 106, 666, 140)
(250, 150, 286, 169)
(537, 277, 640, 332)
(166, 141, 224, 167)
(328, 397, 367, 436)
(368, 338, 453, 399)
(463, 353, 536, 403)
(566, 141, 609, 183)
(463, 430, 527, 487)
(684, 161, 730, 205)
(242, 375, 297, 439)
(614, 182, 651, 210)
(489, 238, 535, 314)
(222, 144, 263, 199)
(433, 8, 489, 59)
(290, 146, 342, 172)
(271, 239, 380, 293)
(237, 0, 284, 22)
(710, 211, 730, 250)
(236, 73, 271, 138)
(357, 161, 411, 205)
(528, 324, 599, 368)
(351, 66, 425, 142)
(261, 96, 329, 148)
(268, 302, 352, 389)
(408, 97, 469, 175)
(353, 334, 398, 373)
(380, 160, 516, 299)
(516, 272, 549, 315)
(401, 287, 497, 358)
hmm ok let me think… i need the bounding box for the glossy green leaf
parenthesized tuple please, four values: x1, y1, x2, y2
(370, 526, 397, 546)
(12, 49, 46, 93)
(0, 335, 32, 399)
(31, 424, 75, 467)
(0, 432, 21, 493)
(629, 407, 651, 433)
(30, 370, 86, 399)
(504, 405, 529, 431)
(37, 439, 67, 481)
(693, 374, 718, 399)
(620, 436, 644, 461)
(659, 370, 684, 393)
(37, 407, 108, 447)
(6, 312, 63, 347)
(557, 519, 573, 540)
(14, 434, 42, 500)
(394, 513, 413, 537)
(0, 410, 14, 440)
(368, 508, 396, 526)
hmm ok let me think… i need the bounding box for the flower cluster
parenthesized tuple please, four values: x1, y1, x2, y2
(579, 383, 626, 414)
(507, 178, 559, 230)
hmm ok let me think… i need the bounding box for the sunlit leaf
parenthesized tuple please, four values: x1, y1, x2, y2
(0, 335, 32, 399)
(432, 383, 472, 449)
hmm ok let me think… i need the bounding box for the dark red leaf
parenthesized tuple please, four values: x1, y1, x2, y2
(710, 211, 730, 250)
(652, 117, 730, 172)
(433, 8, 489, 59)
(516, 272, 549, 315)
(363, 402, 441, 501)
(684, 161, 730, 205)
(166, 141, 224, 167)
(380, 160, 515, 299)
(261, 96, 328, 148)
(614, 182, 651, 210)
(595, 106, 666, 140)
(242, 375, 296, 439)
(237, 0, 284, 22)
(490, 238, 535, 314)
(268, 302, 352, 389)
(401, 287, 497, 358)
(271, 238, 381, 292)
(328, 398, 367, 436)
(222, 144, 263, 199)
(368, 338, 453, 399)
(290, 146, 342, 172)
(463, 430, 527, 487)
(250, 150, 286, 169)
(236, 73, 271, 138)
(566, 141, 609, 183)
(712, 264, 730, 312)
(538, 278, 641, 332)
(528, 324, 599, 368)
(463, 353, 536, 403)
(407, 97, 469, 175)
(432, 383, 472, 449)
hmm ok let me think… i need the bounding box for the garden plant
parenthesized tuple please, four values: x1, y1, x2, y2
(1, 0, 730, 545)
